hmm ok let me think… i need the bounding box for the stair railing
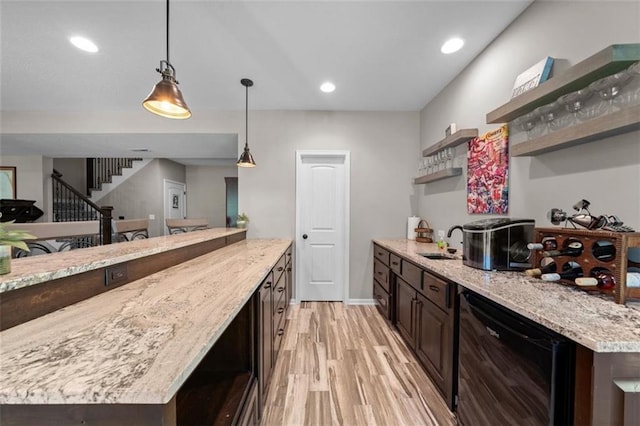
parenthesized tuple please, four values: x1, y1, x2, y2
(52, 170, 113, 245)
(86, 158, 142, 196)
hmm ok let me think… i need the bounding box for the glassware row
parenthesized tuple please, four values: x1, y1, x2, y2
(510, 60, 640, 143)
(418, 147, 456, 176)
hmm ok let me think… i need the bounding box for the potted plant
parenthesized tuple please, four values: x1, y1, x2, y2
(236, 213, 250, 229)
(0, 214, 36, 275)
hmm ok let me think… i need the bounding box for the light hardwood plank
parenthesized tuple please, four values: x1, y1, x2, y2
(262, 302, 456, 425)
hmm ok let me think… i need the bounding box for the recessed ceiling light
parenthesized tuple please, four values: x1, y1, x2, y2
(131, 148, 150, 152)
(69, 36, 98, 53)
(441, 37, 464, 54)
(320, 82, 336, 93)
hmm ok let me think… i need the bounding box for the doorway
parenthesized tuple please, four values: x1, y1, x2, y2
(295, 151, 350, 302)
(225, 177, 238, 227)
(163, 179, 186, 235)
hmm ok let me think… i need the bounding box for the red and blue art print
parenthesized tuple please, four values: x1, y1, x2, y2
(467, 125, 509, 214)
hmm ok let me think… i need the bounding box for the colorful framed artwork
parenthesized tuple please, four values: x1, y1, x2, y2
(467, 125, 509, 214)
(0, 166, 16, 199)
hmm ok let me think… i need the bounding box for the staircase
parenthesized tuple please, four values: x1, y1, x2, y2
(86, 157, 150, 202)
(51, 170, 113, 244)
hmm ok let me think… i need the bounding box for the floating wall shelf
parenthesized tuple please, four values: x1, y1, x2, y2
(422, 128, 478, 157)
(414, 168, 462, 185)
(511, 105, 640, 157)
(486, 44, 640, 124)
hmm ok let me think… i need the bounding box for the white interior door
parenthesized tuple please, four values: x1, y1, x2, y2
(296, 151, 350, 302)
(164, 180, 186, 235)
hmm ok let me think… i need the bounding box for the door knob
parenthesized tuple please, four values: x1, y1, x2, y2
(302, 234, 308, 240)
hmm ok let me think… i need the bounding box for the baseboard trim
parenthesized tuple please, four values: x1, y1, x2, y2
(346, 299, 376, 305)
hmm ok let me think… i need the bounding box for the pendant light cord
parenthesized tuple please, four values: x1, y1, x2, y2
(166, 0, 170, 64)
(245, 84, 249, 149)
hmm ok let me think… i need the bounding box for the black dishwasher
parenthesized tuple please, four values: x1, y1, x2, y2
(457, 288, 574, 426)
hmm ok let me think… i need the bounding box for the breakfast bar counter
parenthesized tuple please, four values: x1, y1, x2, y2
(0, 237, 291, 424)
(374, 238, 640, 353)
(0, 227, 246, 294)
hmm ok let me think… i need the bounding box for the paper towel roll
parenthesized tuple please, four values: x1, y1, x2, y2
(407, 216, 421, 240)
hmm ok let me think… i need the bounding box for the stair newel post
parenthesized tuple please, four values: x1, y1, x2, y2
(100, 206, 114, 245)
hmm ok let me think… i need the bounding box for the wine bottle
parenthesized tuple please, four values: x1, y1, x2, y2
(527, 237, 558, 251)
(525, 261, 556, 277)
(540, 265, 583, 282)
(575, 270, 615, 289)
(576, 272, 640, 289)
(591, 244, 616, 261)
(543, 241, 583, 258)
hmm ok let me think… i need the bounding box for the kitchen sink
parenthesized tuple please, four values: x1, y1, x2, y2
(419, 252, 455, 260)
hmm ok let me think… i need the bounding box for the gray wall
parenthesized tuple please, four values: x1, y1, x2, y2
(186, 165, 237, 228)
(98, 159, 186, 237)
(418, 0, 640, 248)
(1, 155, 53, 221)
(238, 111, 420, 300)
(53, 158, 86, 193)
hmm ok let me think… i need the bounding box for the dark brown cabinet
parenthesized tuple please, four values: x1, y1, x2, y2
(258, 272, 273, 407)
(415, 292, 454, 408)
(395, 277, 415, 346)
(373, 244, 393, 321)
(257, 245, 293, 420)
(375, 244, 457, 411)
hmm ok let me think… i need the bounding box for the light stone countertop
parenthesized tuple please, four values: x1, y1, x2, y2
(374, 238, 640, 353)
(0, 227, 245, 294)
(0, 238, 291, 405)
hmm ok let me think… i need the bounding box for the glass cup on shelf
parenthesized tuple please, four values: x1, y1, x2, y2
(426, 157, 433, 174)
(557, 87, 594, 126)
(445, 147, 454, 169)
(588, 70, 633, 116)
(439, 151, 446, 171)
(532, 102, 560, 135)
(615, 61, 640, 109)
(516, 110, 544, 140)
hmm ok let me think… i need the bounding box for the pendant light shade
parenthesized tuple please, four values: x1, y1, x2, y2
(237, 78, 256, 168)
(142, 0, 191, 119)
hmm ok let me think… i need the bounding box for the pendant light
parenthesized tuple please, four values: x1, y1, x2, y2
(142, 0, 191, 119)
(237, 78, 256, 168)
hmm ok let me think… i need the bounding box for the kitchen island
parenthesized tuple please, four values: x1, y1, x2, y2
(374, 238, 640, 425)
(0, 231, 292, 425)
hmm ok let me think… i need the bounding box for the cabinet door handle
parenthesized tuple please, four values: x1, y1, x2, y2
(277, 307, 285, 314)
(429, 285, 440, 292)
(392, 261, 399, 266)
(277, 287, 285, 293)
(277, 266, 284, 272)
(287, 267, 292, 272)
(277, 329, 285, 336)
(377, 271, 383, 275)
(264, 282, 272, 289)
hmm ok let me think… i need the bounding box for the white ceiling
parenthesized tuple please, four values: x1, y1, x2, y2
(0, 0, 532, 162)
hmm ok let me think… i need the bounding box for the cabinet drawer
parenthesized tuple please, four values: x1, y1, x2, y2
(374, 245, 390, 265)
(373, 259, 390, 292)
(285, 245, 293, 266)
(401, 260, 422, 289)
(422, 271, 450, 311)
(373, 281, 391, 321)
(389, 253, 402, 275)
(273, 317, 287, 362)
(273, 254, 286, 281)
(273, 271, 286, 299)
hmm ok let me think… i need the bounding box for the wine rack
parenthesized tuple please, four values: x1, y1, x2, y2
(532, 227, 640, 304)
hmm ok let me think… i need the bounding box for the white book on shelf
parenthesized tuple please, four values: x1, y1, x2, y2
(511, 57, 554, 99)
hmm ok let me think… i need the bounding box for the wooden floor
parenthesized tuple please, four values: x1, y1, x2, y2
(261, 302, 457, 425)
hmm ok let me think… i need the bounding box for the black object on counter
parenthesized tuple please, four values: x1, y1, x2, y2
(0, 199, 44, 222)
